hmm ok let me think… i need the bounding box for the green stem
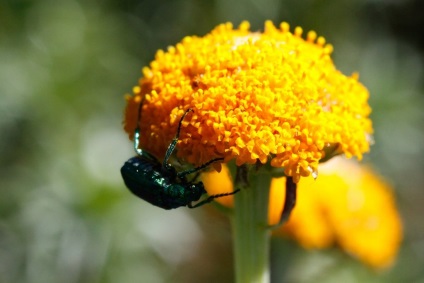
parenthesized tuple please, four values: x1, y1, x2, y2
(231, 167, 272, 283)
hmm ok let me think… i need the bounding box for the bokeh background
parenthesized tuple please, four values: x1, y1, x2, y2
(1, 0, 423, 282)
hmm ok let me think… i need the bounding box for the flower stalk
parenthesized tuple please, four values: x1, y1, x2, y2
(231, 165, 272, 283)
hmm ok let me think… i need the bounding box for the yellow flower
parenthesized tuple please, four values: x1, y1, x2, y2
(124, 21, 373, 182)
(203, 157, 403, 269)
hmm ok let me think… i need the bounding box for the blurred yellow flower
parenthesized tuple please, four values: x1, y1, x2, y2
(123, 21, 373, 183)
(203, 157, 403, 269)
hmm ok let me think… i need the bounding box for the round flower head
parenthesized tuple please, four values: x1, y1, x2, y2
(124, 21, 373, 182)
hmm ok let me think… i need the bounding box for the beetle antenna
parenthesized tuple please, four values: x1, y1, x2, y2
(188, 189, 241, 208)
(281, 176, 297, 223)
(162, 108, 194, 169)
(268, 176, 297, 229)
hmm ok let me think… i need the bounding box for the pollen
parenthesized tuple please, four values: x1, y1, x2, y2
(124, 21, 373, 182)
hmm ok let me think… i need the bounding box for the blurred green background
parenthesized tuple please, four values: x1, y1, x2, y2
(1, 0, 423, 282)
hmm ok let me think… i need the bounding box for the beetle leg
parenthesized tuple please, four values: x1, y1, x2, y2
(177, 157, 224, 179)
(162, 109, 194, 171)
(188, 189, 241, 208)
(188, 171, 201, 182)
(133, 97, 157, 160)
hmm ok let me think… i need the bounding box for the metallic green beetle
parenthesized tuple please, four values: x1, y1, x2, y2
(121, 103, 240, 209)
